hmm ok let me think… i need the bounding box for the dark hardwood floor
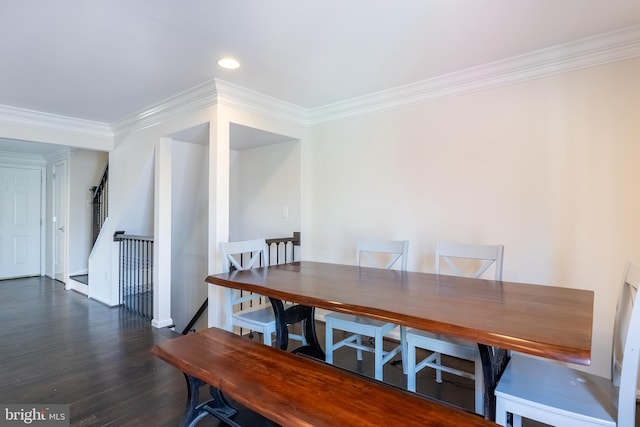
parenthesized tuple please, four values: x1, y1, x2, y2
(0, 276, 636, 426)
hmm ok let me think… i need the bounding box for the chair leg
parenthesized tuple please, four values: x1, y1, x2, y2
(262, 329, 272, 345)
(512, 414, 522, 427)
(495, 398, 507, 426)
(356, 334, 363, 361)
(374, 331, 383, 381)
(407, 340, 417, 392)
(435, 352, 442, 383)
(473, 351, 484, 415)
(400, 325, 407, 374)
(325, 320, 334, 364)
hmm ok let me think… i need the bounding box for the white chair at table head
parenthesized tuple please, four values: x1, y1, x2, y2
(406, 241, 504, 415)
(324, 238, 409, 382)
(220, 238, 306, 347)
(494, 258, 640, 427)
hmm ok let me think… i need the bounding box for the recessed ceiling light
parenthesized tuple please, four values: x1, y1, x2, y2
(217, 57, 240, 70)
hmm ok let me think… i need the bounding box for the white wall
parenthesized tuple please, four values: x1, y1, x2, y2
(303, 57, 640, 377)
(229, 139, 301, 242)
(170, 139, 209, 332)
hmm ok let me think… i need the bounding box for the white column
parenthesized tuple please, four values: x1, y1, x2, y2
(207, 106, 230, 328)
(152, 137, 173, 328)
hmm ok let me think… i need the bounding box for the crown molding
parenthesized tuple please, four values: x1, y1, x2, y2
(111, 80, 218, 136)
(0, 104, 112, 137)
(308, 25, 640, 125)
(213, 79, 310, 125)
(111, 78, 310, 136)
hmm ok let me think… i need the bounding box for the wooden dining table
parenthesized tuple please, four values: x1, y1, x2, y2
(206, 261, 594, 421)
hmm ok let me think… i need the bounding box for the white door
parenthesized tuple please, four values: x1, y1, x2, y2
(52, 161, 67, 283)
(0, 166, 42, 279)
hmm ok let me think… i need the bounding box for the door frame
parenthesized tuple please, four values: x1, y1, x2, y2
(51, 158, 68, 286)
(0, 155, 46, 278)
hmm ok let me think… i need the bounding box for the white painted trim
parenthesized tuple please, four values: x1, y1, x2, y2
(213, 79, 310, 125)
(0, 151, 47, 166)
(0, 104, 112, 137)
(43, 147, 72, 164)
(89, 293, 119, 307)
(308, 25, 640, 124)
(111, 80, 218, 135)
(151, 318, 174, 328)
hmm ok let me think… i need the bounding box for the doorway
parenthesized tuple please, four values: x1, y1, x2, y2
(0, 165, 42, 279)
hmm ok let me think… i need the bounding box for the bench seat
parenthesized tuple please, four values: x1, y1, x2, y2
(152, 327, 495, 426)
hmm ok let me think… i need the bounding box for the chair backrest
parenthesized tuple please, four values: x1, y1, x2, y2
(435, 241, 504, 280)
(357, 239, 409, 271)
(220, 239, 268, 273)
(219, 239, 269, 316)
(612, 259, 640, 425)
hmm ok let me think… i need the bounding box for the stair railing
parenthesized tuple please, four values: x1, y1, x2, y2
(90, 164, 109, 246)
(114, 231, 154, 319)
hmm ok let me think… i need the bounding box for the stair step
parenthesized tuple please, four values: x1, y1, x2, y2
(69, 274, 89, 285)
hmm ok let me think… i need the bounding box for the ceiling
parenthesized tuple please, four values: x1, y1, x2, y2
(1, 1, 640, 152)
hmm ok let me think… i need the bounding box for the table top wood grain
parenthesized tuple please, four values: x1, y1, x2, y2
(207, 261, 593, 365)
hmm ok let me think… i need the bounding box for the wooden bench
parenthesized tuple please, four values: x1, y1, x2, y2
(151, 327, 496, 427)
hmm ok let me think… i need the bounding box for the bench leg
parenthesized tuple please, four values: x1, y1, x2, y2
(181, 374, 239, 427)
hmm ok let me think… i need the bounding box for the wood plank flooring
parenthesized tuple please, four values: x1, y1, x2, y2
(0, 276, 636, 426)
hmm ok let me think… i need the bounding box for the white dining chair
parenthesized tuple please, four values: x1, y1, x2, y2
(494, 259, 640, 427)
(406, 241, 504, 415)
(220, 239, 306, 346)
(324, 239, 409, 381)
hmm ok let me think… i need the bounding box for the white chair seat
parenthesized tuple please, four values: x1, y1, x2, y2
(234, 305, 277, 328)
(406, 329, 477, 364)
(326, 312, 399, 335)
(495, 353, 617, 427)
(232, 302, 298, 340)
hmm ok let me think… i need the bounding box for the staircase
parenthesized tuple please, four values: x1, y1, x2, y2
(68, 164, 108, 294)
(68, 274, 88, 285)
